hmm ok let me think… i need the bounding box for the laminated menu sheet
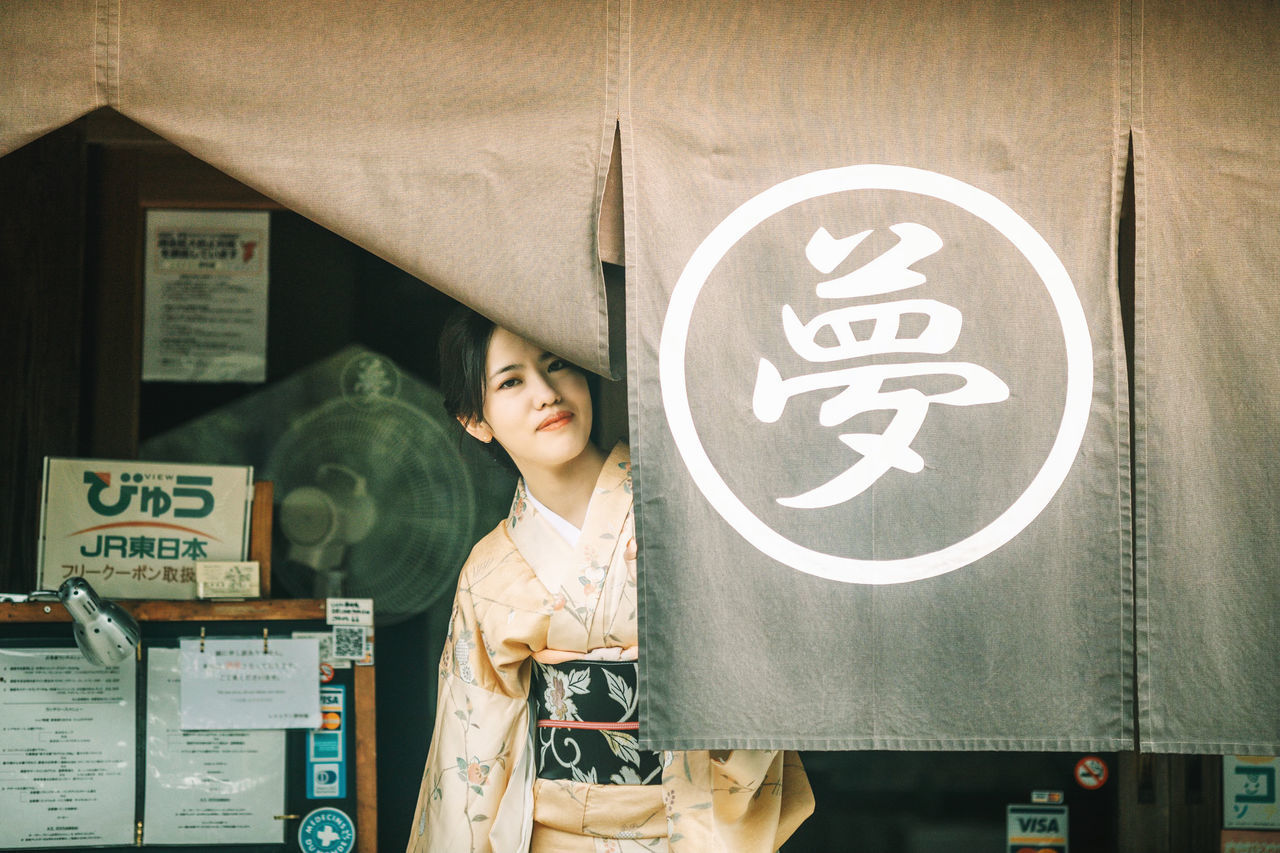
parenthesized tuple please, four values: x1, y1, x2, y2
(0, 648, 137, 849)
(143, 648, 285, 844)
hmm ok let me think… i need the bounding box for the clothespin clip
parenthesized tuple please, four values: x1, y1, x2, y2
(200, 626, 206, 654)
(263, 628, 269, 653)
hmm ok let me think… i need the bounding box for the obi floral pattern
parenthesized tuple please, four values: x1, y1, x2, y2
(532, 660, 663, 786)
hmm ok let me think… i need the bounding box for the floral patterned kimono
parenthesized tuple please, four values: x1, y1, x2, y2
(406, 443, 813, 853)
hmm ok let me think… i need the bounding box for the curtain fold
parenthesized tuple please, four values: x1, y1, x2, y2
(625, 0, 1133, 750)
(0, 0, 103, 154)
(0, 0, 623, 377)
(1133, 0, 1280, 754)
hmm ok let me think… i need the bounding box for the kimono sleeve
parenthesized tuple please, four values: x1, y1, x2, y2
(663, 750, 815, 852)
(406, 553, 547, 853)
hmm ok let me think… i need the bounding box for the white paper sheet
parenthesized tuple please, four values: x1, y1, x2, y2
(142, 209, 270, 383)
(179, 638, 320, 729)
(143, 648, 285, 844)
(0, 648, 136, 849)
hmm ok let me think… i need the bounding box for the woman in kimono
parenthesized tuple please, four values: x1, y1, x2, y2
(407, 309, 813, 853)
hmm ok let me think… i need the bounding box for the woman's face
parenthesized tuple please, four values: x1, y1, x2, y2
(462, 327, 594, 475)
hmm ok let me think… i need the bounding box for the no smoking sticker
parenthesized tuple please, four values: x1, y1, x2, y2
(1074, 755, 1109, 790)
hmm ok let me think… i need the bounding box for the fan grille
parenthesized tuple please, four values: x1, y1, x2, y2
(266, 397, 478, 624)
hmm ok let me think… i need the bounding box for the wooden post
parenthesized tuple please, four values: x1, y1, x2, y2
(355, 662, 378, 853)
(251, 480, 274, 597)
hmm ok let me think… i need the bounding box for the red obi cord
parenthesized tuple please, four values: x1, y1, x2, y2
(536, 719, 639, 731)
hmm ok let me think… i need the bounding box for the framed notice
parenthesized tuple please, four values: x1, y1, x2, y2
(37, 457, 254, 599)
(143, 209, 270, 383)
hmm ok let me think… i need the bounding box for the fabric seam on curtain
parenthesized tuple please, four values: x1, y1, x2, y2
(1146, 739, 1280, 757)
(592, 0, 623, 379)
(93, 0, 120, 108)
(1111, 0, 1137, 753)
(618, 0, 663, 753)
(626, 736, 1134, 752)
(1128, 0, 1156, 754)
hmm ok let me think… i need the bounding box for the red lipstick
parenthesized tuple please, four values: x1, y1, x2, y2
(537, 411, 573, 431)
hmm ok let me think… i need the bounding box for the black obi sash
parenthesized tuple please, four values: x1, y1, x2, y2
(530, 658, 663, 785)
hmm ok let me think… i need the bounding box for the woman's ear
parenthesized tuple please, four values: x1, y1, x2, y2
(459, 416, 493, 444)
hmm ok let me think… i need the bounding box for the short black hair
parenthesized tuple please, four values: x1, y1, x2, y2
(437, 306, 516, 470)
(438, 305, 496, 425)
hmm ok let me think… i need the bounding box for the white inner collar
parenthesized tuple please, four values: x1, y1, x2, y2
(524, 489, 582, 546)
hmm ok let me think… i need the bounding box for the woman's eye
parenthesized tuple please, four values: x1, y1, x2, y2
(547, 358, 567, 371)
(498, 377, 520, 389)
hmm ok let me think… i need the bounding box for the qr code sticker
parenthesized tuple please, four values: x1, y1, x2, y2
(332, 626, 366, 660)
(292, 630, 351, 669)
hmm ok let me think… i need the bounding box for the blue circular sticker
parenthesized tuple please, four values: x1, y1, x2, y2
(298, 807, 356, 853)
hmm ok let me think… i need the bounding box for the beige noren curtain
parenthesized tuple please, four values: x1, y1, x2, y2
(1, 0, 624, 376)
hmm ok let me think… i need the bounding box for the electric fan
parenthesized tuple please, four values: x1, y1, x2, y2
(141, 347, 514, 624)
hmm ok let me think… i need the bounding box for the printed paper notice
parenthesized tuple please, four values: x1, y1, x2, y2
(0, 648, 136, 849)
(179, 638, 320, 729)
(143, 209, 269, 382)
(144, 648, 285, 844)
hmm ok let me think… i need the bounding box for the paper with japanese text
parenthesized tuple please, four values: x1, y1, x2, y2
(144, 648, 285, 843)
(143, 209, 270, 383)
(178, 638, 320, 730)
(37, 457, 253, 600)
(0, 648, 136, 848)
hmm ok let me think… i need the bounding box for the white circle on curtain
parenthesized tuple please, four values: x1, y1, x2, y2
(660, 164, 1092, 584)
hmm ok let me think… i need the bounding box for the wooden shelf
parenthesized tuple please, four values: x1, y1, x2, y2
(0, 597, 326, 623)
